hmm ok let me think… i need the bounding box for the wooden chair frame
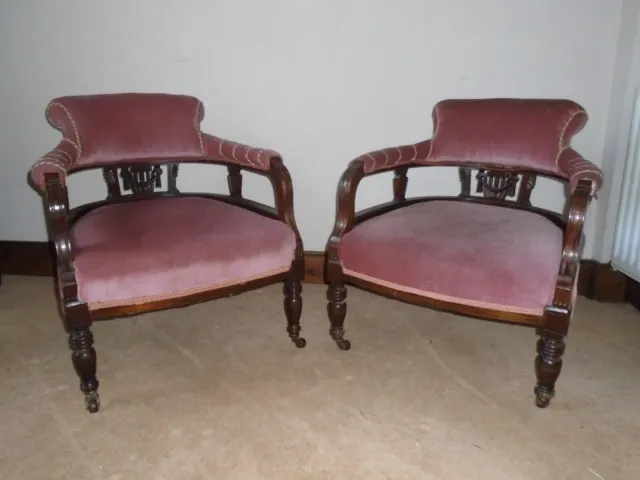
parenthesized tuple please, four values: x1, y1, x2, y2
(41, 159, 306, 413)
(325, 160, 592, 408)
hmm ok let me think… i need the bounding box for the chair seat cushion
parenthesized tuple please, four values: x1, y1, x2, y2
(71, 196, 296, 309)
(338, 200, 564, 315)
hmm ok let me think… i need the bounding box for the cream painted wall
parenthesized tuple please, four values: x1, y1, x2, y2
(0, 0, 624, 255)
(593, 0, 640, 262)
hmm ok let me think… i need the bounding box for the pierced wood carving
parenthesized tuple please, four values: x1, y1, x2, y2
(475, 169, 519, 200)
(102, 167, 121, 198)
(102, 163, 180, 197)
(121, 165, 163, 193)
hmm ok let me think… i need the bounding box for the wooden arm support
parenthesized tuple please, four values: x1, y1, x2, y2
(44, 173, 81, 310)
(266, 158, 304, 255)
(546, 180, 592, 323)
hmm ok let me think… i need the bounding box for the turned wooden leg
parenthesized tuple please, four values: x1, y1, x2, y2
(534, 330, 566, 408)
(327, 283, 350, 350)
(283, 278, 306, 348)
(69, 326, 100, 413)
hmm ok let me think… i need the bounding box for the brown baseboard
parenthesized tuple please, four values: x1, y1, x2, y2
(577, 260, 630, 303)
(626, 275, 640, 312)
(0, 241, 55, 276)
(1, 241, 638, 311)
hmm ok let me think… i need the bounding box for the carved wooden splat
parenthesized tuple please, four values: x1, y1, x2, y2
(120, 165, 163, 193)
(475, 169, 519, 200)
(102, 163, 180, 197)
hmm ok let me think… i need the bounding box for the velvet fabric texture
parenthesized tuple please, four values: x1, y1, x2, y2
(29, 93, 280, 190)
(70, 197, 296, 310)
(428, 98, 586, 173)
(338, 201, 564, 315)
(354, 98, 603, 194)
(47, 93, 206, 164)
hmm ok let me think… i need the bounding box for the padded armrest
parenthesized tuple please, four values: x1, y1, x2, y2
(358, 140, 431, 174)
(202, 133, 280, 172)
(29, 141, 78, 191)
(557, 148, 604, 194)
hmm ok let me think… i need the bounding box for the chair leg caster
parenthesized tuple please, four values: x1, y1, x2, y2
(292, 337, 307, 348)
(330, 327, 351, 351)
(283, 278, 305, 349)
(534, 385, 554, 408)
(327, 284, 350, 350)
(85, 392, 100, 413)
(534, 330, 564, 409)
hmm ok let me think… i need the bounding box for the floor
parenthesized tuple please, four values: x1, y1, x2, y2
(1, 275, 639, 479)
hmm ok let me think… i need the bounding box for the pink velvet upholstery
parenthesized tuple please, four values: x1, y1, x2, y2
(358, 140, 431, 173)
(358, 98, 603, 194)
(46, 93, 204, 166)
(29, 93, 279, 190)
(70, 197, 296, 310)
(338, 201, 563, 315)
(428, 98, 585, 172)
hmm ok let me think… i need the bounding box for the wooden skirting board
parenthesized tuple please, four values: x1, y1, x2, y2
(0, 241, 637, 311)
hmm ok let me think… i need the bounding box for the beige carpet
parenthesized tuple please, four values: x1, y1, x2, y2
(1, 275, 639, 479)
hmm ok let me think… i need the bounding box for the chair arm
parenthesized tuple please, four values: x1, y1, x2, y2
(202, 133, 280, 172)
(549, 179, 592, 316)
(29, 141, 78, 191)
(266, 158, 304, 253)
(326, 160, 367, 249)
(43, 173, 80, 304)
(357, 140, 431, 174)
(557, 148, 603, 196)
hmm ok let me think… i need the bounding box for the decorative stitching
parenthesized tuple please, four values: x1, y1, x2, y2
(218, 138, 225, 160)
(427, 104, 440, 160)
(365, 152, 375, 171)
(381, 148, 389, 167)
(49, 102, 82, 155)
(256, 148, 265, 169)
(195, 100, 204, 154)
(61, 137, 80, 154)
(554, 109, 586, 167)
(244, 147, 257, 167)
(394, 146, 402, 166)
(35, 159, 67, 172)
(44, 149, 74, 166)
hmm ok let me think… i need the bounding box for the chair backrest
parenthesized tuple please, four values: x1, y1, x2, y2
(424, 98, 587, 178)
(45, 93, 206, 168)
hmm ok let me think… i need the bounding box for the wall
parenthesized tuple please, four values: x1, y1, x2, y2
(0, 0, 623, 255)
(592, 0, 640, 262)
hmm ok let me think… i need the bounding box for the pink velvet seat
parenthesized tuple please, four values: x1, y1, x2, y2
(338, 201, 563, 316)
(71, 197, 297, 310)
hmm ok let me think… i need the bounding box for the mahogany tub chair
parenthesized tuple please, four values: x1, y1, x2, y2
(325, 98, 603, 408)
(29, 93, 306, 413)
